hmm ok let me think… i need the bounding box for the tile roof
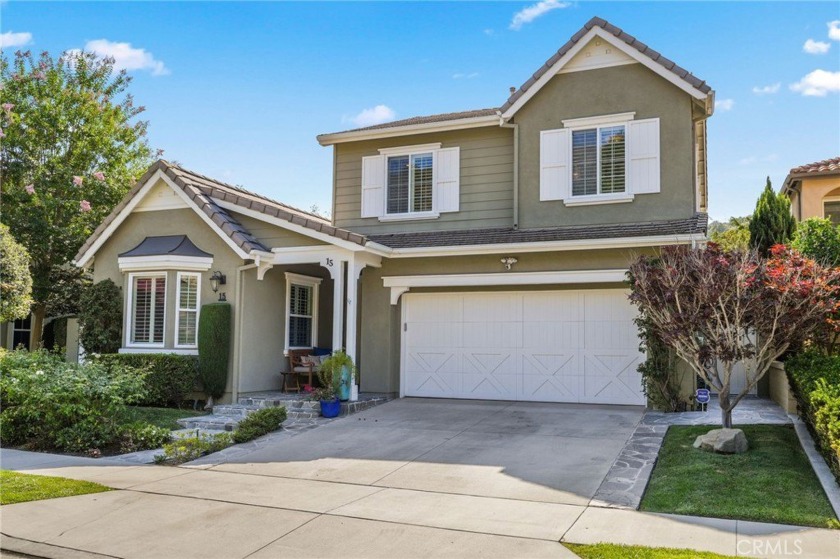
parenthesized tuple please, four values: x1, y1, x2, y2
(369, 214, 708, 250)
(74, 160, 366, 264)
(501, 17, 712, 113)
(319, 108, 499, 137)
(789, 156, 840, 176)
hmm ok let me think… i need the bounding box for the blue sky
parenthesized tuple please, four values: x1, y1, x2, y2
(2, 1, 839, 221)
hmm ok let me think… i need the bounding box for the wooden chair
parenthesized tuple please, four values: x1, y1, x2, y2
(287, 349, 317, 391)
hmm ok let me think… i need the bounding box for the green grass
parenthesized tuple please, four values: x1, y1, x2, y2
(0, 470, 111, 505)
(565, 543, 733, 558)
(125, 406, 207, 430)
(640, 425, 836, 528)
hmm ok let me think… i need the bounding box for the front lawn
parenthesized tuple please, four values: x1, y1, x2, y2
(565, 543, 733, 559)
(641, 425, 836, 528)
(125, 406, 207, 430)
(0, 470, 111, 505)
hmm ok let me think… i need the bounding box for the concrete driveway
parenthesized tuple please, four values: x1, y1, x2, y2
(212, 398, 644, 506)
(4, 398, 839, 558)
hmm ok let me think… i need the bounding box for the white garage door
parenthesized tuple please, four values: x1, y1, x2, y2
(401, 290, 645, 405)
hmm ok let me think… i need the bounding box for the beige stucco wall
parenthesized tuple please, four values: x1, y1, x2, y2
(513, 63, 698, 229)
(791, 175, 840, 221)
(768, 361, 798, 413)
(237, 263, 333, 394)
(333, 126, 514, 235)
(357, 247, 657, 394)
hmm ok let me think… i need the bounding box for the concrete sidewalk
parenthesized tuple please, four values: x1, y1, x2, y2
(2, 455, 838, 559)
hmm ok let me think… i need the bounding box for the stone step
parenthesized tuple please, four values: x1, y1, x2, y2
(212, 404, 262, 418)
(170, 427, 231, 440)
(176, 414, 238, 432)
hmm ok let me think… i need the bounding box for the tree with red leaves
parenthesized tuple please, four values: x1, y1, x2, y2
(630, 244, 840, 428)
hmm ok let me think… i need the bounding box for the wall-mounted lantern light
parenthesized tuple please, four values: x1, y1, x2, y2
(209, 271, 226, 292)
(500, 257, 518, 271)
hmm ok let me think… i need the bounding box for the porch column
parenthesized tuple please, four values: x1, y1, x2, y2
(345, 259, 364, 364)
(331, 260, 345, 352)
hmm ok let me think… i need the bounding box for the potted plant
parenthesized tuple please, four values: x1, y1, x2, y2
(319, 351, 355, 402)
(312, 361, 342, 418)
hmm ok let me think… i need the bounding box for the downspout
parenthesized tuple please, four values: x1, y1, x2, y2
(232, 263, 257, 403)
(499, 117, 519, 230)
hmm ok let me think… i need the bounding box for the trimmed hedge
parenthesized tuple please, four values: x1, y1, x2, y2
(785, 351, 840, 482)
(198, 303, 231, 400)
(232, 406, 287, 444)
(94, 353, 199, 407)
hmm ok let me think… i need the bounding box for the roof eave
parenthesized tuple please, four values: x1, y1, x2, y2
(317, 114, 501, 146)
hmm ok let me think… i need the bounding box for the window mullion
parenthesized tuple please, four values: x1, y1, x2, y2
(596, 125, 602, 195)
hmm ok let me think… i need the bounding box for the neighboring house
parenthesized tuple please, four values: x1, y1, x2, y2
(0, 315, 80, 363)
(74, 17, 713, 406)
(781, 157, 840, 223)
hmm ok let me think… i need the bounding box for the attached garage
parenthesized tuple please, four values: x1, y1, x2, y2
(401, 289, 645, 405)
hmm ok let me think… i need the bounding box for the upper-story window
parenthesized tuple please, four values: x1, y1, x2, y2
(571, 125, 626, 196)
(387, 152, 433, 214)
(361, 143, 460, 220)
(540, 112, 660, 206)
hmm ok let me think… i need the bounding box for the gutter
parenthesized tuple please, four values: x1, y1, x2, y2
(499, 117, 520, 230)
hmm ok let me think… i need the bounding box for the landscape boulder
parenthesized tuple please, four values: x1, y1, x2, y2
(692, 428, 748, 454)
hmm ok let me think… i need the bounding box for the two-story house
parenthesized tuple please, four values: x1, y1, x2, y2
(75, 17, 713, 406)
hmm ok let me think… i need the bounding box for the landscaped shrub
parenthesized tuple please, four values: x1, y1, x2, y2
(78, 279, 123, 354)
(118, 422, 172, 454)
(94, 353, 199, 407)
(785, 351, 840, 482)
(0, 349, 147, 453)
(198, 303, 231, 404)
(232, 406, 287, 444)
(155, 431, 233, 464)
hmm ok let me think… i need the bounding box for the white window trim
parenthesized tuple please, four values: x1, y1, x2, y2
(119, 255, 212, 273)
(382, 150, 436, 218)
(284, 272, 322, 354)
(378, 211, 440, 222)
(567, 115, 632, 200)
(118, 348, 198, 356)
(378, 143, 442, 156)
(125, 272, 167, 349)
(174, 272, 201, 349)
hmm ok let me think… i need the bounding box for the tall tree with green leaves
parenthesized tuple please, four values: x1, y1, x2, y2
(748, 177, 795, 256)
(0, 223, 33, 323)
(1, 50, 154, 348)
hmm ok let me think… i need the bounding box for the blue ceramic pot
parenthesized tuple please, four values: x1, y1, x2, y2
(320, 397, 341, 418)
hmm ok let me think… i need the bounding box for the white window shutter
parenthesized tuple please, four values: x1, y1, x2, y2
(361, 155, 386, 218)
(628, 118, 660, 194)
(434, 147, 460, 213)
(540, 129, 570, 201)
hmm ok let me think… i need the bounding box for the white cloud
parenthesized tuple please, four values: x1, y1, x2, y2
(828, 20, 840, 41)
(790, 69, 840, 96)
(0, 31, 32, 49)
(739, 154, 778, 166)
(72, 39, 169, 75)
(347, 105, 396, 127)
(715, 98, 735, 111)
(452, 72, 479, 80)
(803, 39, 831, 54)
(752, 83, 781, 95)
(483, 29, 495, 36)
(509, 0, 570, 31)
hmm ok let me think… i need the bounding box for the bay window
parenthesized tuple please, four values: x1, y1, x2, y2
(175, 272, 200, 347)
(130, 274, 166, 346)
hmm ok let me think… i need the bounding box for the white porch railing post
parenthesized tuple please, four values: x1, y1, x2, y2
(331, 260, 345, 353)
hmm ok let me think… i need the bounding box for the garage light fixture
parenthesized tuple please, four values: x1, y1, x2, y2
(500, 257, 518, 271)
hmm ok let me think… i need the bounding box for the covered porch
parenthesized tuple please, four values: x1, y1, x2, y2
(231, 246, 381, 400)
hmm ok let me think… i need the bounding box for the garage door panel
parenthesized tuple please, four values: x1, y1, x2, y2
(521, 352, 582, 401)
(403, 290, 644, 405)
(462, 350, 519, 399)
(522, 291, 583, 321)
(583, 352, 645, 405)
(405, 349, 460, 397)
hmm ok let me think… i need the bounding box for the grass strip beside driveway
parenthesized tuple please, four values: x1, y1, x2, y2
(640, 425, 836, 528)
(125, 406, 207, 430)
(0, 470, 111, 505)
(565, 543, 734, 558)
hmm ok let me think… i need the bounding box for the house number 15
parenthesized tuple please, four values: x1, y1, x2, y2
(325, 258, 334, 267)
